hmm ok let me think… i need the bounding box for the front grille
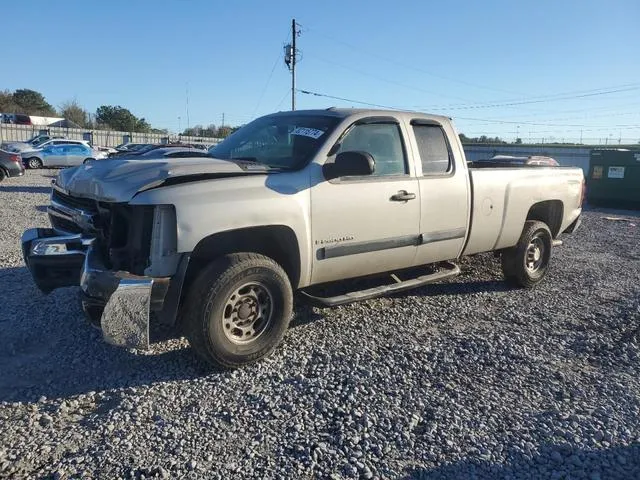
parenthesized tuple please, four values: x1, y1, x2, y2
(51, 189, 98, 213)
(49, 189, 154, 275)
(49, 215, 83, 234)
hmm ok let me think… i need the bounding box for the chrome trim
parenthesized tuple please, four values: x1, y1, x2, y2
(23, 227, 161, 351)
(100, 278, 152, 349)
(30, 233, 94, 256)
(48, 199, 96, 231)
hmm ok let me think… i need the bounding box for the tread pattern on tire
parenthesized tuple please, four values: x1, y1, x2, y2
(183, 253, 293, 369)
(501, 220, 552, 289)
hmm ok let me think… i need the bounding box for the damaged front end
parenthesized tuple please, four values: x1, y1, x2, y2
(22, 185, 186, 350)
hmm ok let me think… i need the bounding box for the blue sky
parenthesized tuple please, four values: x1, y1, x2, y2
(3, 0, 639, 143)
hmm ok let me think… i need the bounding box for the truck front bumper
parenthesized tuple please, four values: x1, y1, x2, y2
(21, 228, 170, 350)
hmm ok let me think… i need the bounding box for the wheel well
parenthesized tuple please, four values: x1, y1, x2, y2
(526, 200, 564, 237)
(184, 225, 301, 293)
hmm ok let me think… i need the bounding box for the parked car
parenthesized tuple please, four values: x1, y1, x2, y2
(22, 108, 584, 369)
(7, 138, 89, 154)
(114, 146, 211, 160)
(1, 134, 63, 152)
(0, 149, 24, 182)
(22, 143, 98, 169)
(114, 142, 152, 152)
(472, 155, 559, 168)
(113, 144, 211, 160)
(95, 146, 118, 155)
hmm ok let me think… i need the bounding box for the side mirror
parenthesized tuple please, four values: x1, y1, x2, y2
(323, 151, 375, 180)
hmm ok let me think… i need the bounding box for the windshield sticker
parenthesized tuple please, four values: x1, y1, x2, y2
(291, 127, 325, 139)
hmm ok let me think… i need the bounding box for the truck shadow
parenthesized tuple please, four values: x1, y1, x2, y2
(403, 442, 640, 479)
(0, 265, 509, 404)
(0, 267, 211, 404)
(402, 279, 512, 298)
(0, 267, 334, 404)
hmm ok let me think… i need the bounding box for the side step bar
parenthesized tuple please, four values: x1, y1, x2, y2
(299, 261, 460, 308)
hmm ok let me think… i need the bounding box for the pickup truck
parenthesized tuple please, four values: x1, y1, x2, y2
(21, 108, 584, 369)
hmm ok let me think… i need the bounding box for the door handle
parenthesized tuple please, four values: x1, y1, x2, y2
(390, 190, 416, 202)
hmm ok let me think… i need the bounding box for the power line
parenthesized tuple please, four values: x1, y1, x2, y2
(252, 49, 286, 119)
(411, 85, 640, 111)
(305, 54, 471, 102)
(304, 26, 525, 97)
(298, 89, 398, 109)
(274, 89, 291, 111)
(297, 88, 640, 131)
(455, 115, 640, 129)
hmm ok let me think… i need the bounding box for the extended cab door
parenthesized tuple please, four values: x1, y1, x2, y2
(409, 119, 471, 265)
(310, 117, 421, 285)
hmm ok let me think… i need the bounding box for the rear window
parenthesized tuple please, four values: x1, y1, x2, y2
(412, 125, 452, 175)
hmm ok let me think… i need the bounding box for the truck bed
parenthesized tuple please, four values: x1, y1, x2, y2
(463, 167, 584, 256)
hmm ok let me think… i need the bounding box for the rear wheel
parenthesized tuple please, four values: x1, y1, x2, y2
(501, 220, 553, 288)
(0, 169, 5, 182)
(183, 253, 293, 369)
(27, 157, 42, 169)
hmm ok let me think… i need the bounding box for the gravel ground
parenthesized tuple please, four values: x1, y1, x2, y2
(1, 170, 639, 480)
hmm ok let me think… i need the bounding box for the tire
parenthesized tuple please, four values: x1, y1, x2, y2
(183, 253, 293, 369)
(27, 157, 42, 169)
(0, 169, 5, 183)
(501, 220, 553, 288)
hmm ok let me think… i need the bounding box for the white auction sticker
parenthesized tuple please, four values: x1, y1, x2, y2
(608, 166, 625, 179)
(291, 127, 325, 139)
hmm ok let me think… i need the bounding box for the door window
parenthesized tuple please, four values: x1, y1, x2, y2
(336, 123, 407, 176)
(412, 124, 452, 175)
(64, 145, 85, 155)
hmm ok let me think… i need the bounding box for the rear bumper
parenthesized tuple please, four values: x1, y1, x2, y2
(4, 163, 25, 177)
(21, 228, 170, 349)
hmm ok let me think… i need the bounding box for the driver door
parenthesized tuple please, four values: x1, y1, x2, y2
(310, 117, 420, 285)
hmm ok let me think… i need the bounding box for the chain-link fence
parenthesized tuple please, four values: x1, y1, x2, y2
(0, 124, 222, 148)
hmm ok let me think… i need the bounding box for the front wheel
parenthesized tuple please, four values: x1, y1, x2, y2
(501, 220, 553, 288)
(27, 157, 43, 169)
(183, 253, 293, 369)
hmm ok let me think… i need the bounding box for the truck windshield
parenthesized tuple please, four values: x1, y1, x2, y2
(209, 114, 340, 169)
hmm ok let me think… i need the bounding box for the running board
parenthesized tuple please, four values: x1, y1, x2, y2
(299, 261, 460, 308)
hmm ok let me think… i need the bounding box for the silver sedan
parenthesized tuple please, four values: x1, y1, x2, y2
(22, 143, 100, 169)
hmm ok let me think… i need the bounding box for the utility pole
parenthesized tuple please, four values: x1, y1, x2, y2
(221, 113, 225, 129)
(284, 19, 301, 111)
(291, 18, 297, 110)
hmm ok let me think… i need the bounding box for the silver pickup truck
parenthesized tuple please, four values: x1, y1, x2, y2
(22, 108, 584, 368)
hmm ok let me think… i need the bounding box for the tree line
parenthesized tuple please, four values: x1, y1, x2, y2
(0, 88, 237, 137)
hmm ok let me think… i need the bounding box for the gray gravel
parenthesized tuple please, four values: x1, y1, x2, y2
(1, 170, 639, 479)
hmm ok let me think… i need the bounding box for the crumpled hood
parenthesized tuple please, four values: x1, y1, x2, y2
(55, 157, 269, 203)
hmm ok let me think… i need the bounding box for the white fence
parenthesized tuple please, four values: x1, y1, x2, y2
(0, 123, 222, 148)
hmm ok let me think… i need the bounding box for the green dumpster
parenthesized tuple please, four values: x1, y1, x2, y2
(587, 148, 640, 207)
